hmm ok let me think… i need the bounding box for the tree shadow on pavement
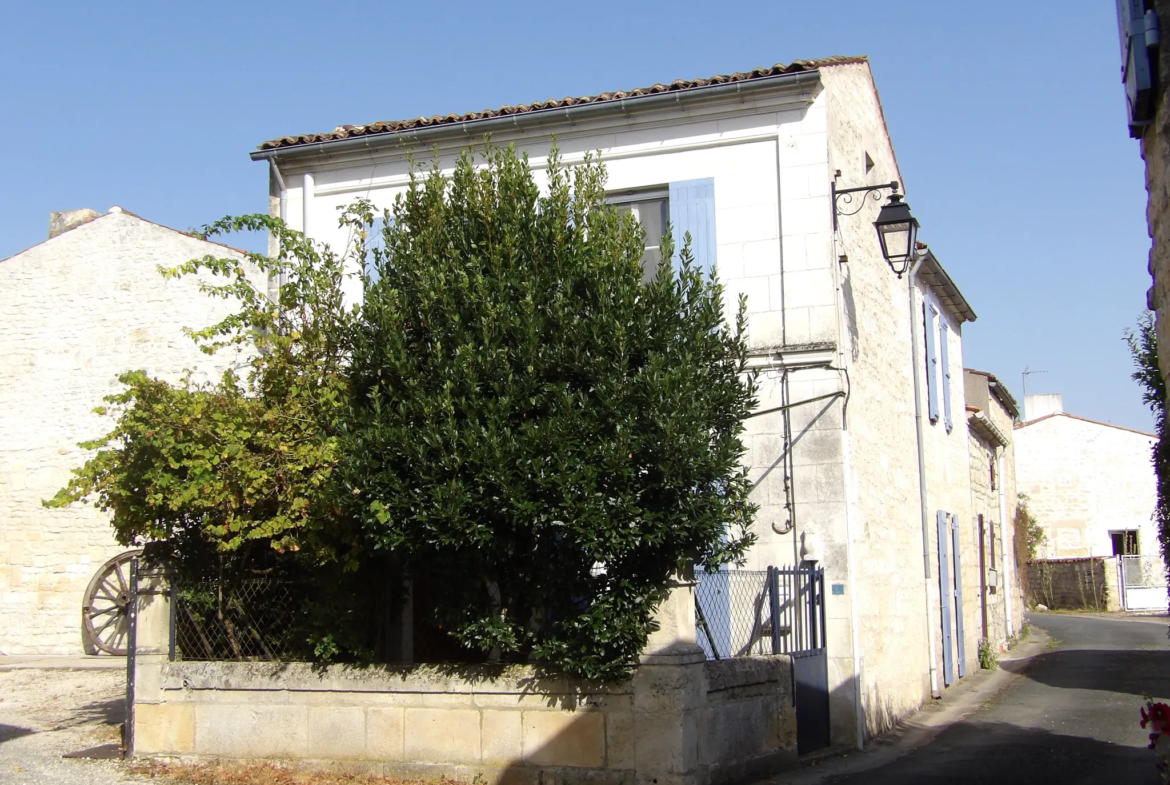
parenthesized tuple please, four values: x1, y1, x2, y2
(1002, 649, 1170, 698)
(824, 721, 1158, 785)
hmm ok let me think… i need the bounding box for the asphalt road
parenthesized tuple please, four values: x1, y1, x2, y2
(823, 613, 1170, 785)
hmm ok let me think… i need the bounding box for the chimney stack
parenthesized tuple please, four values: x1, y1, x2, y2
(1024, 393, 1063, 421)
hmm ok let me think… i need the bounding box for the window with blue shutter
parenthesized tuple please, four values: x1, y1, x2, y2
(669, 178, 717, 278)
(940, 317, 953, 432)
(924, 303, 940, 424)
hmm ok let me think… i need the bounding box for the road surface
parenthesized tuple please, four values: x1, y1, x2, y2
(821, 613, 1170, 784)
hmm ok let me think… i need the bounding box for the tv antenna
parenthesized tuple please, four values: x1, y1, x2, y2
(1021, 366, 1048, 420)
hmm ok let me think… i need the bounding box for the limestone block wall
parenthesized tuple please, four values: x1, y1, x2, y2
(1015, 415, 1158, 561)
(129, 572, 796, 785)
(134, 657, 796, 785)
(1141, 0, 1170, 389)
(819, 63, 980, 738)
(0, 211, 256, 654)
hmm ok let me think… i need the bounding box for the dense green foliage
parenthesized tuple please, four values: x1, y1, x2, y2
(1125, 311, 1170, 577)
(46, 146, 758, 679)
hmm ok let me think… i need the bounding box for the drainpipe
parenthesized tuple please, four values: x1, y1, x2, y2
(270, 160, 287, 290)
(302, 171, 315, 239)
(908, 251, 941, 699)
(996, 448, 1014, 635)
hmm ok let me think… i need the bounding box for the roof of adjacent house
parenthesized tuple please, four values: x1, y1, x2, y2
(255, 56, 868, 152)
(964, 368, 1020, 420)
(0, 207, 247, 265)
(1015, 411, 1156, 439)
(917, 248, 977, 324)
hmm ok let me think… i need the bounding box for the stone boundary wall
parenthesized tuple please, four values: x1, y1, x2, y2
(130, 579, 798, 785)
(1027, 557, 1120, 612)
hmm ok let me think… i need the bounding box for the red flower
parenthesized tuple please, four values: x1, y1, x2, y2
(1142, 702, 1170, 736)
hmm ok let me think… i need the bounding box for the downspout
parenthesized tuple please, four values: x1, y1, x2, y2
(909, 251, 941, 698)
(270, 159, 287, 290)
(996, 447, 1014, 635)
(302, 171, 315, 239)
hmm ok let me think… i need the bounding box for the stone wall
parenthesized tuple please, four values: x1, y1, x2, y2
(820, 64, 980, 739)
(963, 370, 1024, 652)
(1015, 414, 1158, 561)
(1027, 557, 1120, 612)
(1141, 0, 1170, 389)
(131, 580, 798, 785)
(0, 211, 256, 654)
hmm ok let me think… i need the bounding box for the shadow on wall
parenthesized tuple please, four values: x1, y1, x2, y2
(1002, 649, 1170, 698)
(825, 721, 1157, 784)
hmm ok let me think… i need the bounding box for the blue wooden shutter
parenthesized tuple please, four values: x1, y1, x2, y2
(365, 216, 386, 284)
(951, 514, 966, 679)
(940, 317, 953, 432)
(669, 178, 717, 278)
(924, 304, 940, 424)
(937, 510, 954, 687)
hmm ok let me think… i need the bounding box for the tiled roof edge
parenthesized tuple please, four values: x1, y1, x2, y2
(256, 56, 868, 152)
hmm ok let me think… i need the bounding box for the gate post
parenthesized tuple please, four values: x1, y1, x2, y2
(768, 566, 782, 655)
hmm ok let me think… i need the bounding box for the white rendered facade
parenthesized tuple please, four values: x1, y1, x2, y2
(255, 59, 982, 744)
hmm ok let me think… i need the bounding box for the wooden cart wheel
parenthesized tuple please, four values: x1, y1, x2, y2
(81, 550, 142, 655)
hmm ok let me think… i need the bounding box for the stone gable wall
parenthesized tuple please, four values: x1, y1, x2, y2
(0, 212, 256, 654)
(1015, 416, 1157, 561)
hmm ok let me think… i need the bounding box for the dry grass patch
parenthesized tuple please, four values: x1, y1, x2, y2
(131, 760, 464, 785)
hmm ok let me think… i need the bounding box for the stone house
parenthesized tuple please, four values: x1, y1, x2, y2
(963, 369, 1024, 651)
(250, 55, 986, 746)
(1119, 0, 1170, 387)
(1015, 395, 1159, 561)
(0, 208, 254, 655)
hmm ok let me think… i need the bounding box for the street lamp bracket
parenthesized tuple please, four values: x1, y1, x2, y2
(831, 180, 900, 231)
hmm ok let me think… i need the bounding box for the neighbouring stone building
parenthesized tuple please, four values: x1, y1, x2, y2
(963, 369, 1024, 652)
(0, 208, 254, 655)
(1120, 0, 1170, 387)
(1015, 394, 1158, 560)
(247, 55, 988, 748)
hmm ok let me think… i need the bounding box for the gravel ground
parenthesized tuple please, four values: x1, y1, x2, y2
(0, 667, 148, 785)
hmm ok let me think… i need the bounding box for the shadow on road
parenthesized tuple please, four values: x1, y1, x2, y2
(0, 724, 34, 745)
(1002, 649, 1170, 698)
(826, 721, 1158, 784)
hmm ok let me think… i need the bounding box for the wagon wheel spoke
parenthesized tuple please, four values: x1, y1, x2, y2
(92, 614, 120, 636)
(87, 605, 121, 620)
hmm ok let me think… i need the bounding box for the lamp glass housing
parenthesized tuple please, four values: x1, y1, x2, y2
(873, 193, 920, 275)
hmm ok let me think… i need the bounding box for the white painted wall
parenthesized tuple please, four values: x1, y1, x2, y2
(261, 61, 978, 745)
(0, 211, 257, 654)
(1015, 414, 1158, 559)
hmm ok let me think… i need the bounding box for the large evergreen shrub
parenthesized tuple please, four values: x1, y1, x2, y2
(47, 145, 758, 679)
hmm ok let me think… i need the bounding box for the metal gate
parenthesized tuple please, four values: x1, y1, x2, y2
(1119, 555, 1169, 611)
(694, 565, 829, 756)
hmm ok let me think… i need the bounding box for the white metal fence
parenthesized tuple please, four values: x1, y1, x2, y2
(1119, 555, 1169, 611)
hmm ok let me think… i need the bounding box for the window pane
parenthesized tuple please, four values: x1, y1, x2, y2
(616, 196, 668, 279)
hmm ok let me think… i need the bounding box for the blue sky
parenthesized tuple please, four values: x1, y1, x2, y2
(1, 1, 1154, 430)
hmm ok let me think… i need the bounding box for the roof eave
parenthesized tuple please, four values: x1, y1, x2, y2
(916, 249, 977, 324)
(250, 68, 826, 162)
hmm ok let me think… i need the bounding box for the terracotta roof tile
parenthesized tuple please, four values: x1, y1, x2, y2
(257, 56, 867, 152)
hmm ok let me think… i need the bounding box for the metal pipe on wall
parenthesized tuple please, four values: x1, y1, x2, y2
(908, 252, 941, 699)
(996, 448, 1014, 634)
(302, 171, 315, 240)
